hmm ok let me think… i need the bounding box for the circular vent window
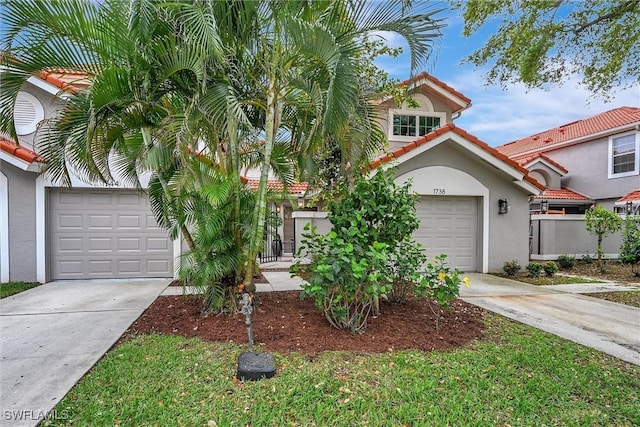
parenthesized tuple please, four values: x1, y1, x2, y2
(14, 91, 45, 135)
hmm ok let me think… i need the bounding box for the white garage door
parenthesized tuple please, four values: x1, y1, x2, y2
(414, 196, 478, 272)
(49, 189, 173, 280)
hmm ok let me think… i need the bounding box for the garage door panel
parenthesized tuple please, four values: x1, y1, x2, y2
(88, 237, 112, 251)
(49, 189, 173, 280)
(415, 196, 477, 272)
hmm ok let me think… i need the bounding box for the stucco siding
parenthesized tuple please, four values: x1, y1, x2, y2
(531, 215, 624, 260)
(390, 142, 533, 272)
(2, 160, 38, 282)
(548, 134, 639, 201)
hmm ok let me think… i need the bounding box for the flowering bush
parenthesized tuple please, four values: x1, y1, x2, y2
(414, 254, 469, 331)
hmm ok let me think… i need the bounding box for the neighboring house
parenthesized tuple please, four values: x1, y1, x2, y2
(295, 73, 544, 273)
(1, 70, 178, 283)
(496, 107, 640, 215)
(495, 107, 640, 261)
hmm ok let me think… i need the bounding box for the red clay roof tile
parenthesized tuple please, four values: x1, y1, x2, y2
(515, 153, 569, 174)
(533, 187, 591, 201)
(0, 135, 43, 163)
(368, 123, 544, 191)
(246, 179, 308, 195)
(398, 72, 472, 105)
(618, 190, 640, 202)
(37, 69, 92, 93)
(497, 107, 640, 158)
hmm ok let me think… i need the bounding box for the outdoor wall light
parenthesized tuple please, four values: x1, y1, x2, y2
(540, 200, 549, 213)
(498, 198, 509, 214)
(276, 206, 281, 214)
(626, 200, 634, 214)
(297, 198, 305, 209)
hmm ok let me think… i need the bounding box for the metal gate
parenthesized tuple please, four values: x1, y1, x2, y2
(259, 206, 282, 263)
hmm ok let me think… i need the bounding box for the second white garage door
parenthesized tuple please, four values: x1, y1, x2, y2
(49, 189, 173, 280)
(414, 196, 478, 272)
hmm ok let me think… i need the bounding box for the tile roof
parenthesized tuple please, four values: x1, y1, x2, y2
(617, 190, 640, 202)
(367, 123, 544, 191)
(246, 179, 308, 195)
(497, 107, 640, 158)
(0, 135, 43, 163)
(515, 153, 569, 174)
(533, 187, 591, 201)
(37, 69, 92, 93)
(397, 72, 472, 105)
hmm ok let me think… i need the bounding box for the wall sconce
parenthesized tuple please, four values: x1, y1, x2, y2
(540, 200, 549, 213)
(498, 198, 509, 214)
(297, 198, 305, 209)
(276, 206, 281, 214)
(626, 200, 634, 214)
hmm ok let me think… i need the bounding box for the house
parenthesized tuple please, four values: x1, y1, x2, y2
(2, 70, 544, 282)
(495, 107, 640, 260)
(1, 70, 179, 283)
(496, 107, 640, 214)
(294, 73, 544, 273)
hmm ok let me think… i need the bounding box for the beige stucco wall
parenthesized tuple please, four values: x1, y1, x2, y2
(389, 141, 534, 272)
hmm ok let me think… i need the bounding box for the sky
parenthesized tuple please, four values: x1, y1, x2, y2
(373, 6, 640, 147)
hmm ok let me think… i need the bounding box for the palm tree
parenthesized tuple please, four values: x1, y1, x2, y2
(237, 1, 446, 292)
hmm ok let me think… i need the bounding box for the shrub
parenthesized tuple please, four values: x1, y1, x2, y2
(298, 228, 389, 334)
(585, 205, 622, 272)
(557, 254, 576, 269)
(526, 262, 544, 277)
(543, 261, 559, 277)
(619, 216, 640, 276)
(582, 253, 594, 264)
(503, 260, 521, 276)
(414, 254, 467, 331)
(386, 240, 427, 304)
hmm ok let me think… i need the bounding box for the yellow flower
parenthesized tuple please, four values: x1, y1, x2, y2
(438, 272, 446, 281)
(463, 276, 470, 288)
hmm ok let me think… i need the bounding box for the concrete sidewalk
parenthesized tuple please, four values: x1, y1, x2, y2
(461, 273, 640, 366)
(0, 279, 169, 427)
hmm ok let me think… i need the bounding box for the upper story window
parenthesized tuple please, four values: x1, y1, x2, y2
(608, 132, 639, 178)
(389, 109, 445, 140)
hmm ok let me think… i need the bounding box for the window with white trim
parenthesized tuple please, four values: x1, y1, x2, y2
(388, 109, 445, 140)
(608, 132, 639, 178)
(392, 114, 441, 137)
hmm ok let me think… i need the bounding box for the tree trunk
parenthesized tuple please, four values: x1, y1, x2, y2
(243, 75, 280, 293)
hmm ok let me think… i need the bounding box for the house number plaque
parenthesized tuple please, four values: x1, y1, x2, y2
(433, 188, 445, 195)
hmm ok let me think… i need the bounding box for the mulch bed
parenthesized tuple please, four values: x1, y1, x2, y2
(126, 291, 484, 355)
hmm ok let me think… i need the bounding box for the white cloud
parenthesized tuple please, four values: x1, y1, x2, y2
(448, 70, 640, 146)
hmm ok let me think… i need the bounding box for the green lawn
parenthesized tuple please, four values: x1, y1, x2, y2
(585, 291, 640, 308)
(0, 281, 40, 298)
(45, 315, 639, 426)
(494, 274, 602, 286)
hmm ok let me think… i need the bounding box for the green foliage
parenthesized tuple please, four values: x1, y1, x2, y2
(502, 260, 521, 276)
(585, 206, 623, 271)
(386, 240, 427, 304)
(543, 261, 558, 277)
(0, 282, 40, 299)
(299, 228, 389, 334)
(454, 0, 640, 97)
(557, 254, 576, 269)
(526, 262, 544, 278)
(582, 253, 594, 264)
(295, 170, 465, 333)
(414, 254, 466, 331)
(619, 216, 640, 276)
(328, 170, 420, 247)
(174, 168, 255, 313)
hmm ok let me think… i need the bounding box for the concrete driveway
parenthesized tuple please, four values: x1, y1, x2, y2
(0, 279, 169, 427)
(462, 273, 640, 366)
